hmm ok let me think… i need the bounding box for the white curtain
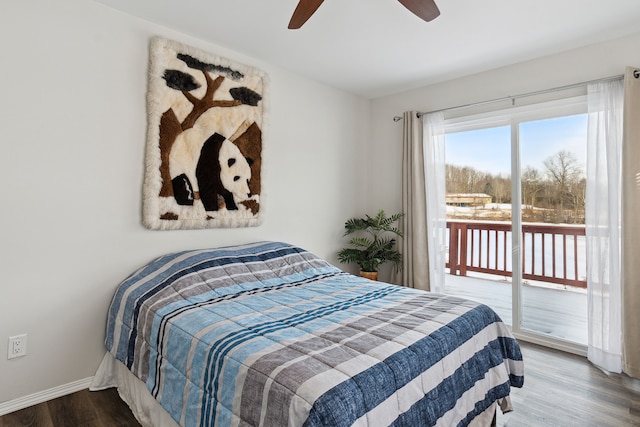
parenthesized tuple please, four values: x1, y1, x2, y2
(586, 78, 624, 373)
(423, 112, 447, 294)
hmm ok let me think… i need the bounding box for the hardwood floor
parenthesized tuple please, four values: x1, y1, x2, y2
(1, 342, 638, 426)
(499, 342, 640, 426)
(0, 388, 140, 427)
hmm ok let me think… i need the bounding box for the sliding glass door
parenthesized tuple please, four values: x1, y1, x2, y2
(444, 125, 512, 324)
(443, 98, 588, 351)
(519, 115, 587, 345)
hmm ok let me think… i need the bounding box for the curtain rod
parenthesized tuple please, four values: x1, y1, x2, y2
(392, 72, 634, 122)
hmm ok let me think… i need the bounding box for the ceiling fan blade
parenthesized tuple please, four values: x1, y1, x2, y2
(288, 0, 325, 29)
(398, 0, 440, 22)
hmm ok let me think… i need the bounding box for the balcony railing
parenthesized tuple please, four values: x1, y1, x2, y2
(446, 220, 587, 289)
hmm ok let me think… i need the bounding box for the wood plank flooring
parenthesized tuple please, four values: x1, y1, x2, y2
(1, 342, 638, 426)
(499, 342, 640, 426)
(0, 388, 140, 427)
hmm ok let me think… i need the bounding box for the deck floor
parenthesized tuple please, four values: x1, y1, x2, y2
(445, 273, 587, 345)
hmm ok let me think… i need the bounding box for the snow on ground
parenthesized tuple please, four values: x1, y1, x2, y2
(446, 203, 548, 220)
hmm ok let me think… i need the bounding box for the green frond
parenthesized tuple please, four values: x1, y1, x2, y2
(344, 218, 371, 235)
(349, 237, 374, 248)
(337, 210, 404, 273)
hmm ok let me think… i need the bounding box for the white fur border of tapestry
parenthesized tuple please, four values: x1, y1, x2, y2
(142, 37, 268, 230)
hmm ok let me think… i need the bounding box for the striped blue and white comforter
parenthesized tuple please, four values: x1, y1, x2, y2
(105, 241, 524, 427)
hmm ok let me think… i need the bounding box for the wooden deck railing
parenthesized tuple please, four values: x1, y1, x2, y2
(446, 220, 587, 288)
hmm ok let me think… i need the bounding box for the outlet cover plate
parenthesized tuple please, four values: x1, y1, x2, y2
(8, 334, 27, 359)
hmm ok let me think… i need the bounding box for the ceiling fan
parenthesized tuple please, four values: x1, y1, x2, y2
(288, 0, 440, 29)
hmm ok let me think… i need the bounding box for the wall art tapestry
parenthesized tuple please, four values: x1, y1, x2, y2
(142, 37, 268, 230)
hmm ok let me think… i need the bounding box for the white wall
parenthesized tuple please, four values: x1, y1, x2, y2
(0, 0, 370, 404)
(369, 31, 640, 217)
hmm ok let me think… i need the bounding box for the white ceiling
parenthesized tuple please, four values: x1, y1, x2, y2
(93, 0, 640, 98)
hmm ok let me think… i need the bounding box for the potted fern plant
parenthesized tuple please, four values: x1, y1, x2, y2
(337, 210, 404, 280)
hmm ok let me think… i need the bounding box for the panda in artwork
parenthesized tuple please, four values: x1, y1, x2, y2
(196, 132, 252, 212)
(170, 131, 253, 213)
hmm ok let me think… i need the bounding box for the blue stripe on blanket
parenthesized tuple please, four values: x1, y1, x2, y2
(390, 338, 522, 427)
(108, 249, 235, 361)
(455, 383, 511, 427)
(148, 269, 343, 397)
(199, 284, 405, 426)
(302, 307, 523, 427)
(122, 244, 309, 367)
(106, 243, 299, 346)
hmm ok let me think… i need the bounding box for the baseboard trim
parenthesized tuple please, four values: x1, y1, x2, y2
(0, 377, 93, 416)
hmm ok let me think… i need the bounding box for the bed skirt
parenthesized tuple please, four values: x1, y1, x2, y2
(90, 352, 180, 427)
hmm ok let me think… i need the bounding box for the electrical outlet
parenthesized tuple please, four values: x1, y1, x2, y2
(8, 334, 27, 359)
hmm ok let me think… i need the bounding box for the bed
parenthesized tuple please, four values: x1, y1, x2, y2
(91, 241, 523, 427)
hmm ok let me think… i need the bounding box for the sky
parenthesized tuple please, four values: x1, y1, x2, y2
(444, 114, 588, 176)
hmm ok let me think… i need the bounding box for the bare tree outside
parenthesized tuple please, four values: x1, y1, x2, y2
(446, 150, 585, 224)
(542, 150, 584, 223)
